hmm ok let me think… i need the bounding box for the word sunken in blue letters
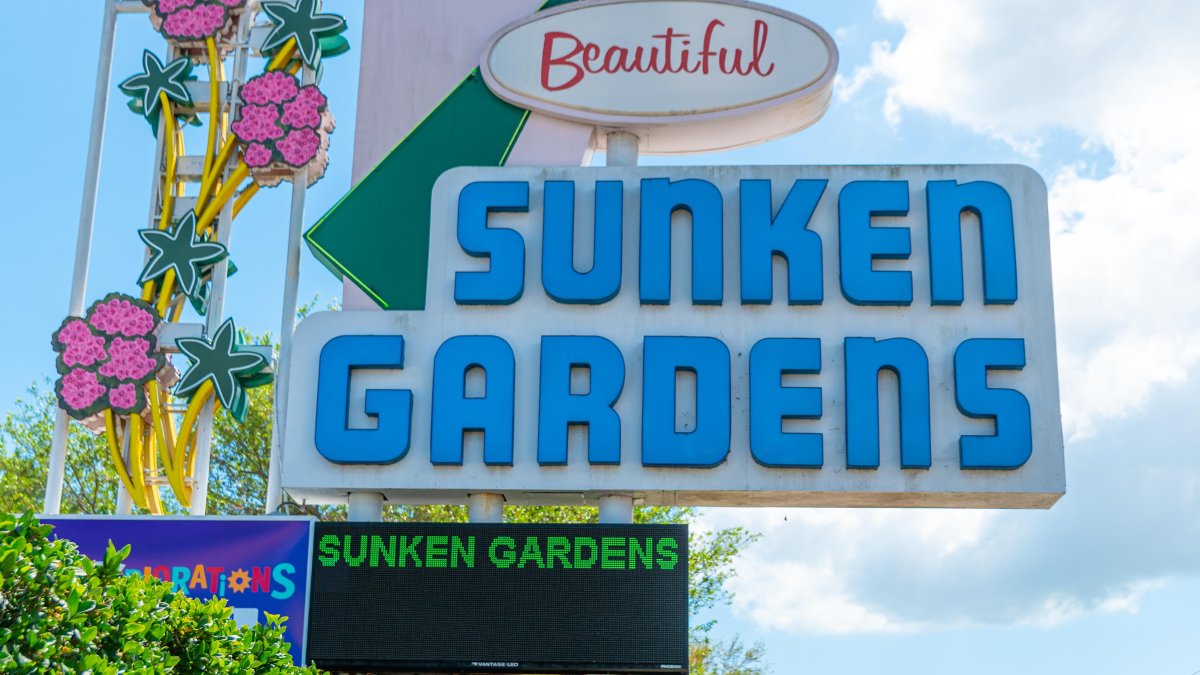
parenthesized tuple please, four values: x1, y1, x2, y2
(316, 175, 1034, 473)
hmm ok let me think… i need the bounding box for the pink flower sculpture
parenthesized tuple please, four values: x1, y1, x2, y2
(232, 104, 285, 142)
(240, 71, 298, 105)
(108, 384, 140, 412)
(100, 338, 160, 382)
(232, 71, 335, 188)
(51, 293, 166, 420)
(143, 0, 246, 44)
(56, 320, 107, 368)
(278, 128, 322, 166)
(59, 370, 107, 413)
(87, 295, 157, 338)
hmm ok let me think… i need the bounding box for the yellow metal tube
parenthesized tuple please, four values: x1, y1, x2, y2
(104, 411, 140, 505)
(233, 183, 259, 219)
(267, 38, 298, 72)
(150, 381, 190, 508)
(196, 161, 250, 235)
(142, 429, 163, 515)
(174, 380, 214, 477)
(127, 414, 149, 510)
(199, 137, 237, 210)
(141, 93, 180, 305)
(200, 38, 220, 204)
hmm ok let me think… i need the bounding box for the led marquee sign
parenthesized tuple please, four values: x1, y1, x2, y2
(306, 522, 688, 673)
(282, 165, 1064, 508)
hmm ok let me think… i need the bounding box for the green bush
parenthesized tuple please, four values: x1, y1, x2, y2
(0, 512, 320, 673)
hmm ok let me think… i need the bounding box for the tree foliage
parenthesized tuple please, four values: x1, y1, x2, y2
(0, 386, 117, 515)
(690, 635, 769, 675)
(0, 511, 317, 673)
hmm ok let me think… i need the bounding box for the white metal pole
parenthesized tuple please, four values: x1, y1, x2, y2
(189, 395, 219, 515)
(264, 68, 313, 514)
(115, 489, 134, 515)
(45, 417, 73, 513)
(44, 0, 120, 515)
(468, 493, 505, 523)
(597, 131, 639, 524)
(190, 14, 251, 515)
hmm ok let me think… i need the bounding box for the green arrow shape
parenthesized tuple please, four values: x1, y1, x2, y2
(305, 0, 577, 310)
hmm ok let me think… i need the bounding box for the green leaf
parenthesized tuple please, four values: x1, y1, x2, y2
(174, 318, 271, 423)
(260, 0, 347, 69)
(104, 541, 131, 567)
(318, 35, 350, 59)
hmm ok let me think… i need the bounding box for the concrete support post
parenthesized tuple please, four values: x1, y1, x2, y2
(468, 494, 505, 523)
(599, 495, 635, 524)
(606, 131, 640, 167)
(348, 492, 385, 522)
(594, 132, 640, 527)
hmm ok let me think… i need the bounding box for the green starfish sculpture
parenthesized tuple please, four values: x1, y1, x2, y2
(119, 50, 193, 126)
(260, 0, 347, 69)
(175, 318, 272, 423)
(137, 211, 228, 304)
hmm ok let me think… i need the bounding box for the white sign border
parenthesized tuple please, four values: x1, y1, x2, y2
(285, 165, 1064, 510)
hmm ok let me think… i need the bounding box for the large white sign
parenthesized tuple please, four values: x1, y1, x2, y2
(284, 165, 1064, 508)
(481, 0, 838, 154)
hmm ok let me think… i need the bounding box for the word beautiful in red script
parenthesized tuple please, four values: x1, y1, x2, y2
(540, 19, 776, 91)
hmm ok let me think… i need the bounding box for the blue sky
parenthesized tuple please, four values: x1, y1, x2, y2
(4, 1, 1199, 673)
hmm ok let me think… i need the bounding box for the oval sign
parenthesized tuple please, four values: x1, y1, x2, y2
(480, 0, 839, 154)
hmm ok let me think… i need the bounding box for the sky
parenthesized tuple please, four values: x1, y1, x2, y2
(3, 1, 1199, 673)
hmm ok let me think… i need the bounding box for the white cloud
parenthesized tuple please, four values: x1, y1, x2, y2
(706, 375, 1200, 633)
(844, 0, 1200, 438)
(709, 0, 1200, 636)
(730, 559, 908, 634)
(851, 0, 1200, 151)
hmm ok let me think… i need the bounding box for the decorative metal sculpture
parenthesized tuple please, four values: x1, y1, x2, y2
(50, 0, 348, 513)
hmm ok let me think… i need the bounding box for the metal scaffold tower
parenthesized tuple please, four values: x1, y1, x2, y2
(44, 0, 341, 516)
(126, 4, 259, 516)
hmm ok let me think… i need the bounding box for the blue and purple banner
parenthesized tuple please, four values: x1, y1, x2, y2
(43, 516, 314, 666)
